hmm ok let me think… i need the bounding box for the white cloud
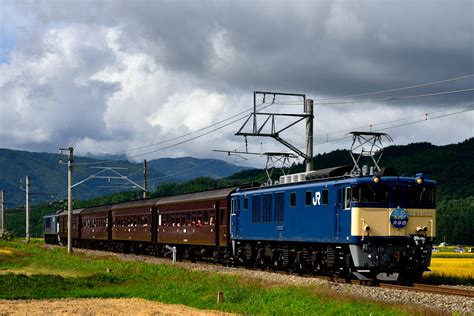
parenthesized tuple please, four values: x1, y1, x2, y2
(148, 89, 226, 133)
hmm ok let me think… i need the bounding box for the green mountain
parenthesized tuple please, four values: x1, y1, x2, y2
(0, 149, 167, 207)
(0, 150, 251, 207)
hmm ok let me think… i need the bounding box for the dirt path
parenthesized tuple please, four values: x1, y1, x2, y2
(0, 298, 234, 315)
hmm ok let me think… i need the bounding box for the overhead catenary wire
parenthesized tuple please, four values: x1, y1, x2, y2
(311, 107, 474, 147)
(245, 106, 474, 157)
(240, 104, 474, 149)
(316, 88, 474, 105)
(315, 74, 474, 101)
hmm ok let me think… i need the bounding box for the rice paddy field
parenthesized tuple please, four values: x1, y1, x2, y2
(423, 248, 474, 285)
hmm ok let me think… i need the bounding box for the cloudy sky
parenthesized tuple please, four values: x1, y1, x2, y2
(1, 0, 473, 168)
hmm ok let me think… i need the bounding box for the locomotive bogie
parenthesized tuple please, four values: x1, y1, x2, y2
(349, 236, 433, 281)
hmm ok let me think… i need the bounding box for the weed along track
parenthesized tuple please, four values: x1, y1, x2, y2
(70, 247, 473, 314)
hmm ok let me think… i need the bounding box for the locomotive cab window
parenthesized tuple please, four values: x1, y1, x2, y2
(322, 189, 329, 205)
(344, 187, 351, 210)
(305, 191, 312, 206)
(244, 197, 248, 210)
(352, 183, 388, 203)
(408, 186, 435, 206)
(290, 192, 296, 207)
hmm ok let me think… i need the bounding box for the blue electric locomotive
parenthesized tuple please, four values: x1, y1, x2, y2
(230, 166, 436, 281)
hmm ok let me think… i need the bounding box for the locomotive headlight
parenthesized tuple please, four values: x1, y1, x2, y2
(372, 176, 381, 183)
(416, 226, 428, 233)
(416, 177, 424, 185)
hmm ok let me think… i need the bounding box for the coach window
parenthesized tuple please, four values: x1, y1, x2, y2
(244, 197, 249, 210)
(344, 187, 352, 210)
(203, 210, 209, 224)
(290, 192, 297, 207)
(220, 209, 226, 225)
(322, 189, 329, 205)
(305, 191, 312, 206)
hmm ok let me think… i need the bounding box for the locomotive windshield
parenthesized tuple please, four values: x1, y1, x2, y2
(393, 186, 436, 207)
(351, 183, 388, 203)
(352, 183, 436, 208)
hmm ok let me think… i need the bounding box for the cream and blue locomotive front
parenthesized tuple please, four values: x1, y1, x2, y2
(230, 174, 436, 280)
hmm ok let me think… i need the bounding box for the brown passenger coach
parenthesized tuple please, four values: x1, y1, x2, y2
(156, 188, 236, 253)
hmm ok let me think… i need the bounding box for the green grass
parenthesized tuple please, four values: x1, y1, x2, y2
(0, 239, 420, 315)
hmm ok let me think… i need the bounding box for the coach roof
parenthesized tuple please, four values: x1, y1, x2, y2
(155, 187, 237, 206)
(111, 198, 160, 210)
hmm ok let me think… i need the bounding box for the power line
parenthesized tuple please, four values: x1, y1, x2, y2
(317, 88, 474, 105)
(375, 108, 473, 132)
(315, 74, 474, 101)
(314, 105, 474, 138)
(314, 107, 474, 146)
(242, 106, 473, 156)
(240, 104, 473, 149)
(112, 102, 277, 161)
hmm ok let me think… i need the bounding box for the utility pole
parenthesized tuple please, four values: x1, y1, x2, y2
(60, 147, 74, 253)
(0, 190, 4, 238)
(305, 99, 314, 172)
(143, 159, 148, 199)
(25, 176, 30, 243)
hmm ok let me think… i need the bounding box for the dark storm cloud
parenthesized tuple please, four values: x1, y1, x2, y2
(15, 0, 473, 100)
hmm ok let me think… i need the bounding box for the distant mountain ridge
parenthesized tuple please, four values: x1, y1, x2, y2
(0, 149, 250, 206)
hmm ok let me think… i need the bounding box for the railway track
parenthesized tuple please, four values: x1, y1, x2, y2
(379, 282, 474, 298)
(226, 265, 474, 298)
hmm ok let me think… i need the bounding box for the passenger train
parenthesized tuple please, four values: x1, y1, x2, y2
(44, 163, 436, 282)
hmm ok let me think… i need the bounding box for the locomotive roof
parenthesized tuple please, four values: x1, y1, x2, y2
(156, 187, 237, 206)
(111, 198, 160, 210)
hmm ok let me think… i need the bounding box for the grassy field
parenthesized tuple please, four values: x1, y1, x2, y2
(0, 239, 422, 315)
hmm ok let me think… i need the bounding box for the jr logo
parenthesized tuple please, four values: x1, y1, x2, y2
(312, 191, 321, 206)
